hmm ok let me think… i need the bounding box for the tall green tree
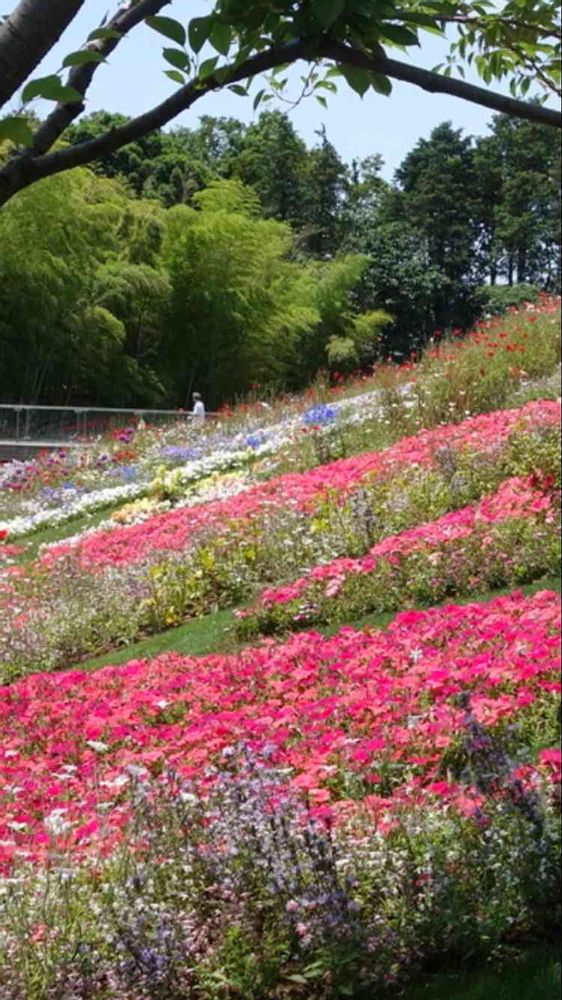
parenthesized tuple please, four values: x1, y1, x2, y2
(345, 155, 388, 231)
(389, 122, 480, 330)
(161, 179, 375, 404)
(234, 111, 310, 230)
(66, 112, 168, 197)
(0, 169, 122, 402)
(483, 115, 561, 285)
(303, 126, 349, 257)
(161, 180, 312, 405)
(394, 123, 476, 283)
(348, 219, 448, 358)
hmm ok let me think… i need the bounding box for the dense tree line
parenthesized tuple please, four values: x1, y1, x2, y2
(1, 110, 559, 406)
(0, 170, 388, 407)
(68, 109, 560, 340)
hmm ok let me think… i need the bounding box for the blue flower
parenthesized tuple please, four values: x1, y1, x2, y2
(118, 466, 138, 482)
(245, 432, 268, 450)
(161, 446, 203, 463)
(303, 404, 340, 428)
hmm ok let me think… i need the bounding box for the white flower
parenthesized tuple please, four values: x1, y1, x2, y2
(44, 809, 72, 837)
(126, 765, 148, 778)
(101, 774, 129, 790)
(2, 381, 416, 542)
(86, 740, 109, 754)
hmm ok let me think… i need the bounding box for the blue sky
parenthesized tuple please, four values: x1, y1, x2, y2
(30, 0, 535, 179)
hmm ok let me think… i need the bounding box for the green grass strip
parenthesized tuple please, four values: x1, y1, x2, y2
(10, 504, 123, 564)
(78, 576, 561, 673)
(79, 608, 237, 671)
(403, 944, 560, 1000)
(322, 576, 562, 637)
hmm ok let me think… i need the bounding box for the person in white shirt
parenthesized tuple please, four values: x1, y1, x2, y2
(192, 392, 206, 422)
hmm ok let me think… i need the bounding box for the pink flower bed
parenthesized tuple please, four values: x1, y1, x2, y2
(43, 400, 560, 569)
(0, 590, 558, 868)
(256, 475, 559, 607)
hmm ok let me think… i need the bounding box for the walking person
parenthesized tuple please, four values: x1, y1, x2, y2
(192, 392, 206, 423)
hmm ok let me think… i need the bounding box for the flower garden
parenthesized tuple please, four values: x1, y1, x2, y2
(0, 299, 560, 999)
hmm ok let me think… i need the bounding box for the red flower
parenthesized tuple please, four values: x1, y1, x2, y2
(0, 589, 558, 869)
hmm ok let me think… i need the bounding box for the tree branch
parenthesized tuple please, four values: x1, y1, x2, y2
(0, 34, 560, 207)
(0, 0, 85, 111)
(0, 41, 310, 206)
(320, 40, 562, 128)
(27, 0, 172, 157)
(437, 14, 562, 42)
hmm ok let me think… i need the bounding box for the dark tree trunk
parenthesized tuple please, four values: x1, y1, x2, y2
(0, 0, 84, 110)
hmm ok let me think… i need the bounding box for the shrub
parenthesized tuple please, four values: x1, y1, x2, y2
(479, 283, 542, 316)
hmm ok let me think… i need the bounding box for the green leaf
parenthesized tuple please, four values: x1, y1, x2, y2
(380, 23, 419, 46)
(164, 69, 186, 85)
(312, 0, 346, 30)
(22, 74, 60, 102)
(316, 94, 328, 108)
(51, 84, 85, 103)
(62, 49, 105, 68)
(370, 73, 393, 95)
(232, 44, 252, 70)
(212, 66, 231, 85)
(87, 27, 122, 41)
(163, 47, 190, 71)
(229, 84, 249, 96)
(22, 75, 83, 103)
(340, 65, 371, 97)
(199, 56, 219, 79)
(253, 88, 266, 111)
(210, 21, 232, 56)
(0, 116, 33, 146)
(188, 16, 213, 53)
(145, 15, 186, 47)
(421, 23, 445, 36)
(394, 12, 441, 29)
